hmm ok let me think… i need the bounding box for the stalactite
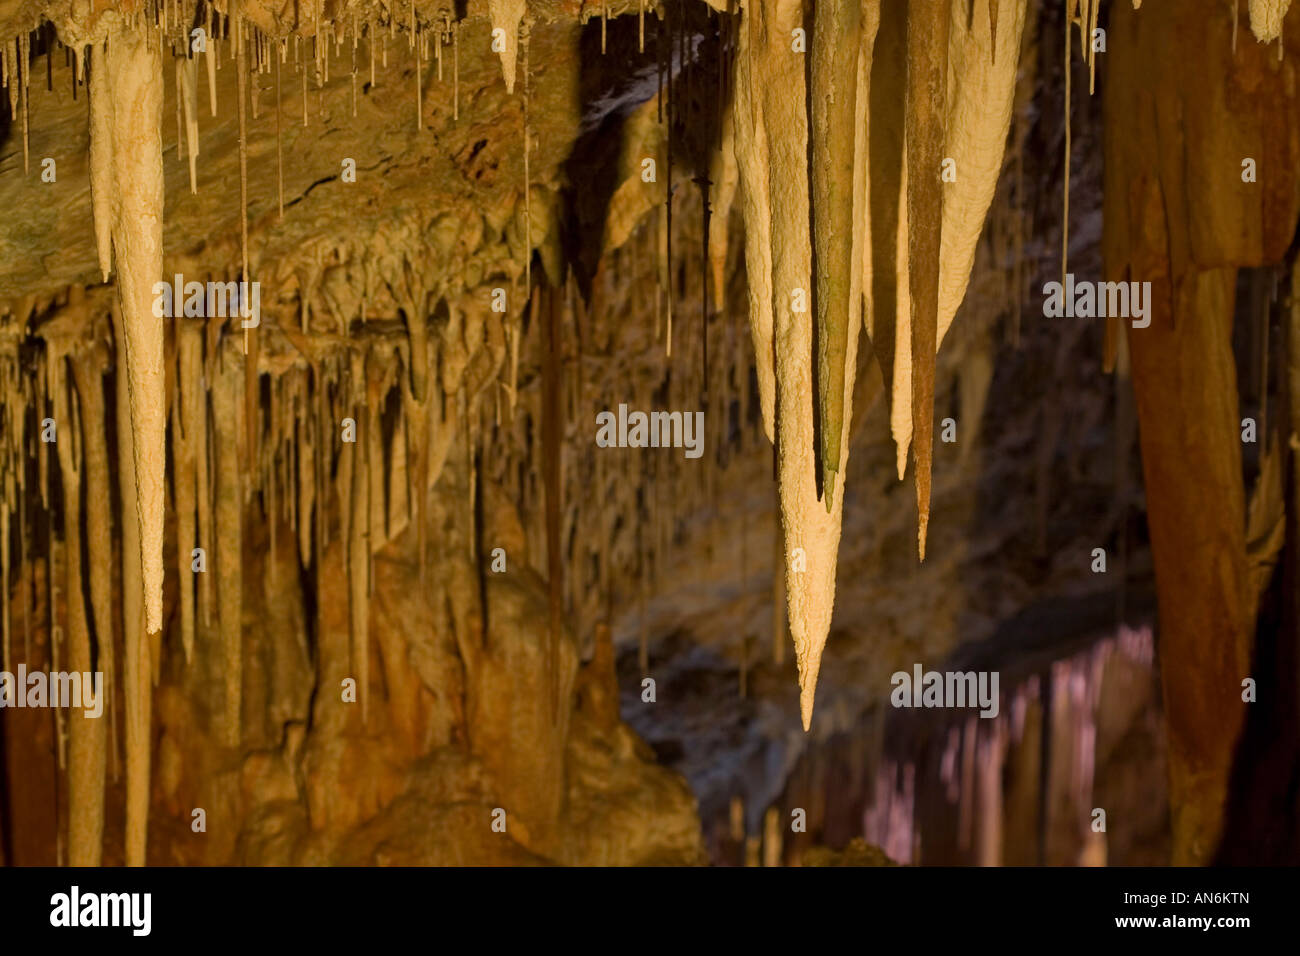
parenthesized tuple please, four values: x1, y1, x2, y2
(88, 50, 114, 284)
(347, 348, 370, 724)
(20, 32, 29, 175)
(905, 0, 950, 561)
(181, 53, 199, 194)
(236, 5, 252, 370)
(523, 21, 532, 290)
(1249, 0, 1292, 41)
(111, 298, 149, 867)
(276, 41, 283, 219)
(366, 357, 385, 567)
(938, 1, 1027, 348)
(51, 337, 106, 867)
(70, 329, 118, 783)
(174, 320, 203, 663)
(810, 0, 861, 508)
(206, 9, 217, 115)
(489, 0, 527, 94)
(414, 11, 422, 129)
(197, 329, 214, 630)
(214, 339, 244, 748)
(298, 382, 317, 568)
(540, 284, 564, 723)
(776, 0, 859, 728)
(732, 14, 776, 443)
(708, 105, 738, 329)
(1, 467, 9, 674)
(90, 25, 168, 638)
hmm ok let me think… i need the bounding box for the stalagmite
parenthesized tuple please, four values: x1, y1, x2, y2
(906, 0, 951, 561)
(489, 0, 527, 94)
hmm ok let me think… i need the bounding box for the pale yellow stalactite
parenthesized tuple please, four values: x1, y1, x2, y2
(181, 54, 199, 193)
(206, 9, 218, 116)
(737, 0, 864, 729)
(93, 25, 167, 637)
(937, 0, 1028, 348)
(88, 46, 114, 284)
(488, 0, 527, 94)
(1250, 0, 1292, 42)
(874, 0, 1026, 486)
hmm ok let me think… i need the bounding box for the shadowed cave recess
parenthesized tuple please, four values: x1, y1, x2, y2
(0, 0, 1297, 868)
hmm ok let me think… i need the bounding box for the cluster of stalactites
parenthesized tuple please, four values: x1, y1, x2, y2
(730, 0, 1029, 729)
(0, 256, 522, 863)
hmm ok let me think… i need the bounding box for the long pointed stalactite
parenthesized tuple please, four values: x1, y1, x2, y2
(904, 0, 950, 562)
(809, 0, 860, 509)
